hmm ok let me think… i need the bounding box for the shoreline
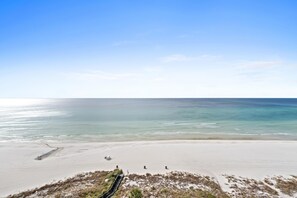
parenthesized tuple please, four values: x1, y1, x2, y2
(1, 140, 297, 196)
(1, 132, 297, 144)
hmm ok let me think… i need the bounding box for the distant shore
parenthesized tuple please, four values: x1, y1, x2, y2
(1, 140, 297, 196)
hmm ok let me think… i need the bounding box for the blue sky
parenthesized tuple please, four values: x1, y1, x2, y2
(0, 0, 297, 98)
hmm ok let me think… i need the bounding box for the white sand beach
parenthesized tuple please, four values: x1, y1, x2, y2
(1, 140, 297, 197)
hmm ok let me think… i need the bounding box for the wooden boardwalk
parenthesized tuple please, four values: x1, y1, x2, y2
(100, 174, 124, 198)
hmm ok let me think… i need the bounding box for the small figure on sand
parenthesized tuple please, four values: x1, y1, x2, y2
(165, 165, 168, 170)
(116, 165, 119, 169)
(144, 165, 147, 169)
(104, 156, 112, 161)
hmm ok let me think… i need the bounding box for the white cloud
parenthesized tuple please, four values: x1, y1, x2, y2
(161, 54, 193, 63)
(235, 60, 283, 80)
(160, 54, 221, 63)
(4, 55, 296, 98)
(66, 70, 139, 81)
(239, 60, 281, 69)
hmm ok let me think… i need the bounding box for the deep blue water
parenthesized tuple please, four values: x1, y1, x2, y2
(0, 98, 297, 142)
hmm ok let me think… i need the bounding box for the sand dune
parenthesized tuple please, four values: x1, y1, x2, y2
(1, 140, 297, 197)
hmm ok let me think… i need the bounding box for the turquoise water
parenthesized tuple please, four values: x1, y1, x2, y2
(0, 99, 297, 142)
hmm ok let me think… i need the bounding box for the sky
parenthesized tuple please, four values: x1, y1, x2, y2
(0, 0, 297, 98)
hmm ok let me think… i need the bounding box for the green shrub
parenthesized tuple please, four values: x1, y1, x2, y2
(129, 188, 142, 198)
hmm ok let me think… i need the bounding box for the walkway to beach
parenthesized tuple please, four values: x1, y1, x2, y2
(100, 173, 124, 198)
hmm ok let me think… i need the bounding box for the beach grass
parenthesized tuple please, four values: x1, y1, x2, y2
(79, 169, 123, 198)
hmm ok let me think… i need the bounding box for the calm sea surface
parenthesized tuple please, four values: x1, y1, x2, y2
(0, 99, 297, 142)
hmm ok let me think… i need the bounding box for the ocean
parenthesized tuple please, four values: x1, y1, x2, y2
(0, 98, 297, 142)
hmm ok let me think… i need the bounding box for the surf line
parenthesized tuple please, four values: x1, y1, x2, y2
(35, 143, 63, 160)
